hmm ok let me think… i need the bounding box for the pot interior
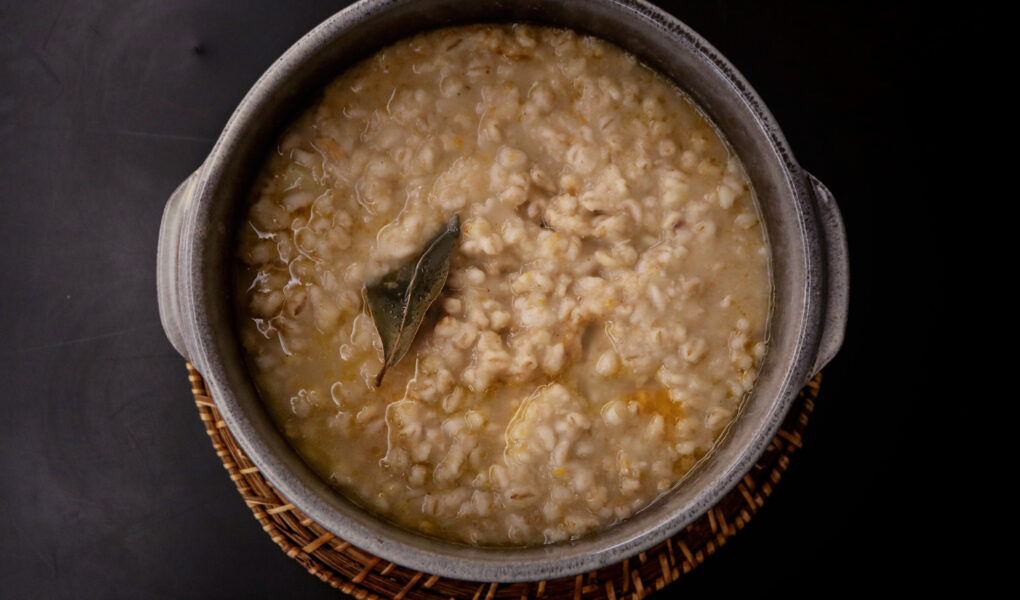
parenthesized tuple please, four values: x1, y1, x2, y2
(187, 0, 812, 581)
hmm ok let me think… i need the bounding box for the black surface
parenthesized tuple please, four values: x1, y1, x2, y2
(1, 1, 938, 598)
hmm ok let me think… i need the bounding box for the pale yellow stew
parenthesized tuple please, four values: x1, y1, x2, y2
(235, 24, 771, 546)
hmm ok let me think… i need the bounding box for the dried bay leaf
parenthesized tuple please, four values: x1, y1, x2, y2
(365, 214, 461, 386)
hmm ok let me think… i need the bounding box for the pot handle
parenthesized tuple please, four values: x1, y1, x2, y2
(157, 169, 201, 359)
(806, 172, 849, 374)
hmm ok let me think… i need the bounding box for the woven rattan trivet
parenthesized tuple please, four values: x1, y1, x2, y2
(187, 364, 819, 600)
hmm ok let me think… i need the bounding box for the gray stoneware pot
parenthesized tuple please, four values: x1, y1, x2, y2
(157, 0, 849, 582)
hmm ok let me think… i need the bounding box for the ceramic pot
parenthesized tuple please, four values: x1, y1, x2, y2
(157, 0, 848, 582)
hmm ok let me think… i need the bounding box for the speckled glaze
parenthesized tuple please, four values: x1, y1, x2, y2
(157, 0, 848, 582)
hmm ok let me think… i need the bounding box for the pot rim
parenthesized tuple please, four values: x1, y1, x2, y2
(176, 0, 828, 582)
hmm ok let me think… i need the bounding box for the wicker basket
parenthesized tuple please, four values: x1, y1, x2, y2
(187, 364, 819, 599)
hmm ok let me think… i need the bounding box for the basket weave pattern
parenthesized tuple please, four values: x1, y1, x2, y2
(187, 364, 819, 599)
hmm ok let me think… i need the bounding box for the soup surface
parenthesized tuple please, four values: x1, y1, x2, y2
(236, 24, 771, 545)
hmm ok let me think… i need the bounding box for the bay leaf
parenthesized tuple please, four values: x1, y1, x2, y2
(365, 214, 460, 386)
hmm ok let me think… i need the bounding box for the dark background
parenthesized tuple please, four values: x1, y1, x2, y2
(1, 1, 939, 598)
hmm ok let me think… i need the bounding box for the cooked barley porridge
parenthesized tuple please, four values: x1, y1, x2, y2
(235, 24, 771, 546)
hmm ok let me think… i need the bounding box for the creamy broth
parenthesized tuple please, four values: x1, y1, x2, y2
(235, 24, 771, 546)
